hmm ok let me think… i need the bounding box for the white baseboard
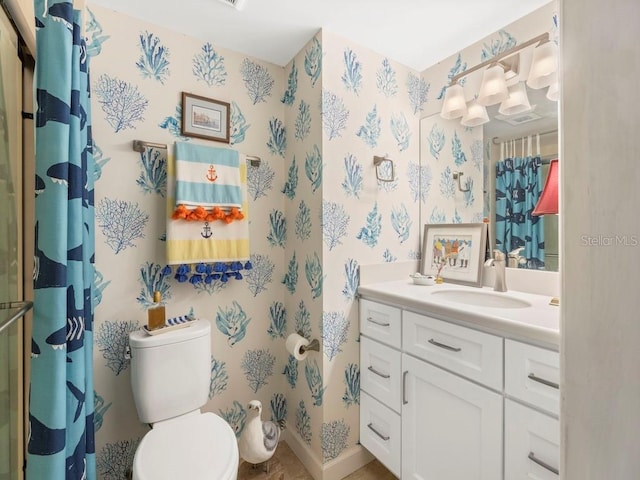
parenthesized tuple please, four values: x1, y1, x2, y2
(322, 444, 374, 480)
(282, 431, 374, 480)
(281, 430, 323, 480)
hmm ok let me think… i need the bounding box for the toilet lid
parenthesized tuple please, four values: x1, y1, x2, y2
(134, 412, 238, 480)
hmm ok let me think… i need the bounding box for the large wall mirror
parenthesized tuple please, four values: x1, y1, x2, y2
(484, 87, 558, 271)
(419, 2, 559, 272)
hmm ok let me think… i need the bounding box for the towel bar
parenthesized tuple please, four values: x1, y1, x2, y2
(132, 139, 261, 167)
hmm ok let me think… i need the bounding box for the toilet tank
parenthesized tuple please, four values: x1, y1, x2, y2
(129, 320, 211, 424)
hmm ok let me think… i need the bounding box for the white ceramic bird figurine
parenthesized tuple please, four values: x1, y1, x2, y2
(238, 400, 285, 472)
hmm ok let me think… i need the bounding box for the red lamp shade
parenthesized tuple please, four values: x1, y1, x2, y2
(533, 159, 559, 216)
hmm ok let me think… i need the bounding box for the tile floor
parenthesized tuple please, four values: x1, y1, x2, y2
(237, 441, 397, 480)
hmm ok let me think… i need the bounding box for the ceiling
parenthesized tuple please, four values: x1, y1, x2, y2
(90, 0, 552, 71)
(484, 85, 558, 142)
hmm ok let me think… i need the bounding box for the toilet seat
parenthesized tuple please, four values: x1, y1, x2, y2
(133, 411, 238, 480)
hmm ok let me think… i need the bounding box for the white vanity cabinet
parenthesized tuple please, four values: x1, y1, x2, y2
(504, 339, 560, 479)
(505, 339, 560, 415)
(359, 298, 560, 480)
(403, 311, 503, 390)
(359, 299, 403, 477)
(402, 354, 502, 480)
(505, 399, 560, 479)
(360, 298, 402, 348)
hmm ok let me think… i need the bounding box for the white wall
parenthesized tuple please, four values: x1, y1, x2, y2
(561, 0, 640, 477)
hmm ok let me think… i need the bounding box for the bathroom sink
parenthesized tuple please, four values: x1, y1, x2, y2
(431, 289, 531, 309)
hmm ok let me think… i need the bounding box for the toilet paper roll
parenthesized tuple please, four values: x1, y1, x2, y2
(286, 333, 310, 361)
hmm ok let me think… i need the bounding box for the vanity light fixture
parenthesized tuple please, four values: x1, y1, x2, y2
(461, 99, 490, 127)
(546, 73, 559, 101)
(498, 82, 532, 116)
(477, 64, 509, 106)
(440, 83, 467, 119)
(440, 32, 557, 124)
(527, 39, 558, 90)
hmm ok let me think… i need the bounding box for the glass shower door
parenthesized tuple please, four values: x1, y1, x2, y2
(0, 318, 23, 480)
(0, 8, 26, 480)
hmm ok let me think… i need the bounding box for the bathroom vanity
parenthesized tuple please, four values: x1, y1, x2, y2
(358, 281, 560, 479)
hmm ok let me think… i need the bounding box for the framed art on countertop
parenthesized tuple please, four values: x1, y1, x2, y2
(421, 223, 487, 287)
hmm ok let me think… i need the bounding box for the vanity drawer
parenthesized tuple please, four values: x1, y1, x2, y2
(505, 399, 560, 479)
(360, 336, 402, 412)
(402, 311, 503, 391)
(505, 340, 560, 415)
(360, 299, 401, 349)
(360, 392, 401, 478)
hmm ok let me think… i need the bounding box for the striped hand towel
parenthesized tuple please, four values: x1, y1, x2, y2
(166, 150, 250, 266)
(173, 142, 245, 223)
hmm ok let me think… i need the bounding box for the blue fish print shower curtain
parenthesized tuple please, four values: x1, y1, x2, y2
(495, 155, 545, 269)
(28, 1, 96, 478)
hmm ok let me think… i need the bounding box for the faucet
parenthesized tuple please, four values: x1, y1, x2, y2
(508, 247, 526, 268)
(484, 250, 507, 292)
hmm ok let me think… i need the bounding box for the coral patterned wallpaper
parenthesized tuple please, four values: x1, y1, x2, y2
(85, 1, 556, 478)
(317, 30, 422, 465)
(87, 5, 288, 477)
(280, 33, 326, 467)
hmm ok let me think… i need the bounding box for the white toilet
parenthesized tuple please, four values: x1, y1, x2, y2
(129, 320, 239, 480)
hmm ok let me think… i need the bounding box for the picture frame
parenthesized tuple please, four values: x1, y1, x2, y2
(421, 223, 488, 287)
(181, 92, 230, 143)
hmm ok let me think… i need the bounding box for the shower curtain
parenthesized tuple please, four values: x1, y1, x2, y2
(494, 140, 545, 269)
(28, 1, 96, 479)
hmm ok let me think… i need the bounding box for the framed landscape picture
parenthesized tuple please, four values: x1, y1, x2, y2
(181, 92, 230, 143)
(421, 223, 487, 287)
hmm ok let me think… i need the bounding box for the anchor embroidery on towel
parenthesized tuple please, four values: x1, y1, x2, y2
(201, 222, 212, 238)
(206, 165, 218, 182)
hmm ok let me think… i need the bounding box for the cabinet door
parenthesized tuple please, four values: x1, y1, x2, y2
(505, 399, 560, 479)
(402, 354, 502, 480)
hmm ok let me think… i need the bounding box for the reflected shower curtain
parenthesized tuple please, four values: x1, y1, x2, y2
(495, 154, 545, 269)
(28, 1, 96, 479)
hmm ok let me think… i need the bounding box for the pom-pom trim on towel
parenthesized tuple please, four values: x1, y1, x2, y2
(172, 204, 245, 223)
(163, 261, 253, 285)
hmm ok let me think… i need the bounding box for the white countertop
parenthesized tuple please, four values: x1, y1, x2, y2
(358, 280, 560, 348)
